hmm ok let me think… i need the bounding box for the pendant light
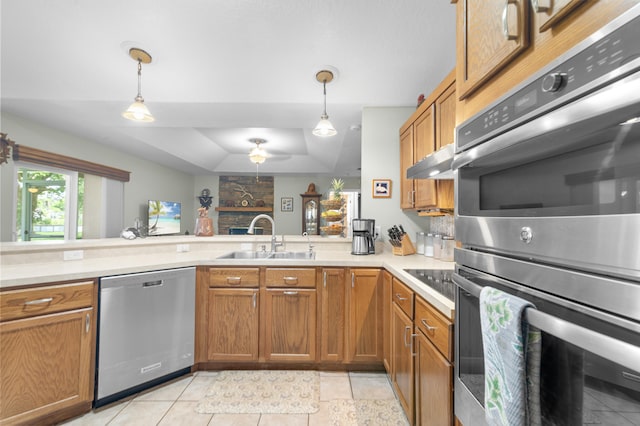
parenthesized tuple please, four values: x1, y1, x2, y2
(249, 138, 268, 181)
(312, 70, 337, 137)
(122, 48, 155, 122)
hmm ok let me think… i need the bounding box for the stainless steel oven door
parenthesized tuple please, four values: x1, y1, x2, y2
(454, 67, 640, 281)
(453, 250, 640, 426)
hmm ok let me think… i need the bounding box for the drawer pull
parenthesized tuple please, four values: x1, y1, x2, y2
(226, 276, 242, 285)
(395, 293, 408, 302)
(283, 291, 298, 296)
(421, 319, 437, 332)
(24, 297, 53, 306)
(283, 276, 298, 285)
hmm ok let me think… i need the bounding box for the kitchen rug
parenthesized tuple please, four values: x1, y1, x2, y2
(195, 370, 320, 414)
(328, 399, 409, 426)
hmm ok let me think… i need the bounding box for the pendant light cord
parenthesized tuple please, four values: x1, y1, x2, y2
(136, 60, 143, 100)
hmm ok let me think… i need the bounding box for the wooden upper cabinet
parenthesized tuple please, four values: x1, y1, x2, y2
(534, 0, 586, 32)
(435, 82, 457, 150)
(457, 0, 530, 100)
(414, 106, 438, 209)
(399, 126, 415, 209)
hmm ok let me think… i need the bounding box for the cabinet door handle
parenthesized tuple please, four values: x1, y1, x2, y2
(283, 291, 298, 296)
(323, 271, 327, 288)
(403, 325, 411, 347)
(502, 0, 519, 41)
(252, 292, 257, 309)
(283, 276, 298, 285)
(226, 276, 242, 285)
(395, 293, 408, 302)
(421, 318, 437, 332)
(24, 297, 53, 305)
(85, 313, 91, 334)
(530, 0, 550, 12)
(351, 272, 355, 288)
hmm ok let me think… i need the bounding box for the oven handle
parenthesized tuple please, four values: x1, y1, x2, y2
(453, 272, 640, 373)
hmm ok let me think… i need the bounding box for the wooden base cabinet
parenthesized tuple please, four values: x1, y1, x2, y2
(392, 303, 415, 425)
(264, 288, 317, 362)
(320, 268, 346, 362)
(0, 281, 96, 426)
(207, 288, 259, 361)
(415, 331, 453, 426)
(347, 269, 383, 363)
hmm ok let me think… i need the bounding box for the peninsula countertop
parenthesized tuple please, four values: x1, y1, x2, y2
(0, 235, 455, 318)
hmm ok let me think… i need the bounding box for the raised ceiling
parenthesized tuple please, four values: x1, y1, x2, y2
(1, 0, 456, 177)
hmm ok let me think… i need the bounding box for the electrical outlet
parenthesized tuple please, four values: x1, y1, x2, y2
(63, 250, 84, 261)
(176, 244, 190, 253)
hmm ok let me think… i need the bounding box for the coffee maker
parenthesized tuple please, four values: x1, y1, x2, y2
(351, 219, 376, 255)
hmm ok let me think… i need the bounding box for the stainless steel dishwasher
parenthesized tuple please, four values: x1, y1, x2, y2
(95, 267, 195, 407)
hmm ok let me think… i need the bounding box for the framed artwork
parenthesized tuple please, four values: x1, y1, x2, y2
(281, 197, 294, 212)
(372, 179, 392, 198)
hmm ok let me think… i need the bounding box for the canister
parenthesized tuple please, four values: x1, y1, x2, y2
(441, 236, 455, 261)
(416, 232, 425, 255)
(424, 233, 434, 257)
(433, 234, 442, 259)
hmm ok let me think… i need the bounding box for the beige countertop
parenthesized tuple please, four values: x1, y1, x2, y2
(0, 235, 455, 318)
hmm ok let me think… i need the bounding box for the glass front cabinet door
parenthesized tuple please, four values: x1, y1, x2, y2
(301, 193, 321, 235)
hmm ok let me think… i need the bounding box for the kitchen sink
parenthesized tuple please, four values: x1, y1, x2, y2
(217, 250, 315, 260)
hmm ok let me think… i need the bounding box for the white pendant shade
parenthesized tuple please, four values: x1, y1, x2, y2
(122, 97, 155, 122)
(312, 115, 337, 137)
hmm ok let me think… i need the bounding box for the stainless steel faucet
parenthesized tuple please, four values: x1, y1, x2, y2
(247, 214, 283, 253)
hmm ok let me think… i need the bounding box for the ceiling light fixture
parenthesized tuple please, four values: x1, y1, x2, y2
(249, 138, 268, 181)
(312, 70, 337, 137)
(122, 48, 155, 123)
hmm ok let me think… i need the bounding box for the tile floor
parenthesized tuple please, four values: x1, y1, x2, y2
(60, 371, 406, 426)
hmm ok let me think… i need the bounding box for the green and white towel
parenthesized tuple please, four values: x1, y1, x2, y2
(480, 287, 542, 426)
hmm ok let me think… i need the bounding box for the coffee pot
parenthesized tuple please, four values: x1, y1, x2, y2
(351, 219, 376, 255)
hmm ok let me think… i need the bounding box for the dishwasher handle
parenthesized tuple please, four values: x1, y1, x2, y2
(143, 280, 164, 288)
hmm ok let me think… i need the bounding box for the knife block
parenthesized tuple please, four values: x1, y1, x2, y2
(392, 235, 416, 256)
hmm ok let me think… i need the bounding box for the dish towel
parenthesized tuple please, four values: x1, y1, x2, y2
(480, 287, 542, 426)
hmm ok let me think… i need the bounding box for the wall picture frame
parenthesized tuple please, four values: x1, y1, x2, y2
(281, 197, 294, 212)
(372, 179, 392, 198)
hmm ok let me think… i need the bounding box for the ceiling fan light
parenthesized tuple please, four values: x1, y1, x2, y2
(313, 115, 337, 137)
(122, 96, 155, 122)
(249, 145, 268, 164)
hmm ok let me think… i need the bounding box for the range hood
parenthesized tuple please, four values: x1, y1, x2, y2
(406, 144, 455, 179)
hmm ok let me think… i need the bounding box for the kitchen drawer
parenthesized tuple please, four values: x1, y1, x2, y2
(209, 268, 260, 288)
(392, 278, 414, 319)
(414, 296, 453, 361)
(265, 268, 316, 288)
(0, 281, 95, 322)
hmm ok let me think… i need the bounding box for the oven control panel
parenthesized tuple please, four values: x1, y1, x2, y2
(457, 7, 640, 152)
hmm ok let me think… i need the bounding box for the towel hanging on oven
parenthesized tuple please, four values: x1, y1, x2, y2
(480, 287, 542, 426)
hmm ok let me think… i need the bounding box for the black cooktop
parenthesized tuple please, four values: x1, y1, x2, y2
(403, 269, 455, 302)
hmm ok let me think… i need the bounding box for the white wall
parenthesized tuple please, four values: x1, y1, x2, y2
(361, 107, 430, 243)
(1, 113, 196, 241)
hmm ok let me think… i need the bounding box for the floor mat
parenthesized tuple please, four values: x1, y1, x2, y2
(328, 399, 409, 426)
(195, 370, 320, 414)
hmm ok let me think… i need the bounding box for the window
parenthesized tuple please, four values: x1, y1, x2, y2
(15, 165, 83, 241)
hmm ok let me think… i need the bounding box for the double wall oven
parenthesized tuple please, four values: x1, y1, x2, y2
(453, 5, 640, 425)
